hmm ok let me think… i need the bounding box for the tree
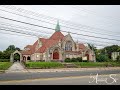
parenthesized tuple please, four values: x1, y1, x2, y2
(87, 43, 96, 53)
(96, 54, 109, 62)
(0, 45, 21, 59)
(0, 51, 3, 59)
(6, 45, 16, 51)
(101, 45, 120, 59)
(15, 47, 21, 51)
(116, 55, 120, 62)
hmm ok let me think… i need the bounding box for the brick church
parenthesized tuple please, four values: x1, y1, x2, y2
(10, 21, 96, 62)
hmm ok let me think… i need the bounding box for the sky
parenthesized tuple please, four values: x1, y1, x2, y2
(0, 5, 120, 51)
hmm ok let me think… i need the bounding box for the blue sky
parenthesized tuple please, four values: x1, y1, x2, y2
(0, 5, 120, 51)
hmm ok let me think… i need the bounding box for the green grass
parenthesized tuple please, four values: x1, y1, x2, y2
(25, 61, 120, 69)
(72, 62, 120, 68)
(26, 62, 64, 69)
(0, 62, 12, 70)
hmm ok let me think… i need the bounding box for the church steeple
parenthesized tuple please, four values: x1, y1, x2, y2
(55, 20, 60, 32)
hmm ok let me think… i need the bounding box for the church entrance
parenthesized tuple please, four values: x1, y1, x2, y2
(10, 50, 22, 63)
(85, 54, 89, 60)
(53, 49, 59, 60)
(13, 53, 20, 62)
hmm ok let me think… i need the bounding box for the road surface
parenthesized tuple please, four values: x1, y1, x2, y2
(0, 69, 120, 85)
(0, 74, 120, 85)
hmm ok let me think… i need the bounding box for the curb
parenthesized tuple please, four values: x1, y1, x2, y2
(3, 67, 120, 73)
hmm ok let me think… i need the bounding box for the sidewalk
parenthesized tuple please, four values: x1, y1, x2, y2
(5, 67, 120, 73)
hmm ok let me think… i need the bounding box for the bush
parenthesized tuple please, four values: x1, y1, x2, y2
(26, 62, 64, 69)
(0, 62, 12, 70)
(71, 58, 77, 62)
(0, 59, 10, 62)
(82, 60, 89, 62)
(76, 57, 82, 62)
(96, 54, 109, 62)
(64, 58, 71, 62)
(65, 57, 83, 62)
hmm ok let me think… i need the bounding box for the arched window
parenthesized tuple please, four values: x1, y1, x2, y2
(65, 41, 72, 51)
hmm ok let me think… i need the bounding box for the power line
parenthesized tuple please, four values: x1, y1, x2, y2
(0, 22, 113, 46)
(0, 31, 37, 38)
(0, 21, 52, 35)
(72, 6, 120, 25)
(2, 19, 116, 46)
(0, 21, 119, 47)
(0, 23, 117, 48)
(0, 8, 120, 38)
(0, 15, 120, 42)
(1, 15, 120, 42)
(0, 28, 109, 48)
(1, 5, 120, 35)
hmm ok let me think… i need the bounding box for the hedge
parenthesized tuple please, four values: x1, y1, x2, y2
(65, 57, 83, 62)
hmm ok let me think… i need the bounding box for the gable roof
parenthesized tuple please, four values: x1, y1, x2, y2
(35, 39, 59, 53)
(35, 31, 65, 53)
(79, 43, 86, 51)
(49, 31, 64, 41)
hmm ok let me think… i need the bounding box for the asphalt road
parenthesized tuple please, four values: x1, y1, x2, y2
(0, 69, 120, 81)
(0, 74, 120, 85)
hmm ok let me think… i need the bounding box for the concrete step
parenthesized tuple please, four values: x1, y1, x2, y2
(62, 63, 78, 68)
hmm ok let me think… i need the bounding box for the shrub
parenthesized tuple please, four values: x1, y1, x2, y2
(65, 57, 83, 62)
(26, 62, 64, 69)
(76, 57, 82, 62)
(71, 58, 77, 62)
(64, 58, 71, 62)
(82, 60, 89, 62)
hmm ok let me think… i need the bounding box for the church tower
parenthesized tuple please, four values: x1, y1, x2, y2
(55, 20, 60, 32)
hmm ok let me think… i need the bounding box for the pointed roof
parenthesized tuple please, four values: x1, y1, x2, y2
(50, 31, 64, 41)
(55, 20, 60, 32)
(21, 21, 66, 54)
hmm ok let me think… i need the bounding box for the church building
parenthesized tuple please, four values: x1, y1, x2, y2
(10, 22, 96, 62)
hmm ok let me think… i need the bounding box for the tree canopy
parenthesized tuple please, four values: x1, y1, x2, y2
(0, 45, 21, 59)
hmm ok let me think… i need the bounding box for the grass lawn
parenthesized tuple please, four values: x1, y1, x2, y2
(72, 62, 120, 68)
(24, 61, 120, 69)
(26, 62, 64, 69)
(0, 62, 12, 70)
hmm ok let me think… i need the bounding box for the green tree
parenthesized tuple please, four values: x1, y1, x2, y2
(6, 45, 16, 51)
(0, 51, 3, 59)
(116, 55, 120, 62)
(96, 54, 109, 62)
(101, 45, 120, 59)
(87, 43, 97, 54)
(15, 47, 21, 51)
(0, 45, 21, 59)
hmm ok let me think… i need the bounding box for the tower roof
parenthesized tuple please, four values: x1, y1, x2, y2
(55, 20, 60, 32)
